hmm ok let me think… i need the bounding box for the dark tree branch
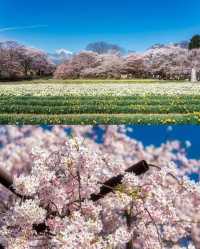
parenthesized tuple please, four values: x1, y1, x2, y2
(0, 167, 16, 195)
(90, 160, 149, 201)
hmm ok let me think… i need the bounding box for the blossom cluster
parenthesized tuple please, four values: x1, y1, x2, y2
(0, 126, 200, 249)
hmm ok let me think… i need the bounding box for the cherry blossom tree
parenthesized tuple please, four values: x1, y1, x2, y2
(28, 49, 55, 77)
(0, 126, 199, 249)
(143, 45, 191, 80)
(54, 51, 100, 79)
(81, 54, 124, 79)
(0, 41, 55, 80)
(123, 54, 146, 78)
(0, 41, 23, 80)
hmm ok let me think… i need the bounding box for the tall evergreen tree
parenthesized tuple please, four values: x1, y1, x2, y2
(189, 35, 200, 82)
(189, 35, 200, 50)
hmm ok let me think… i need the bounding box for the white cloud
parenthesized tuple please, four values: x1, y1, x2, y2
(0, 25, 48, 32)
(56, 49, 73, 55)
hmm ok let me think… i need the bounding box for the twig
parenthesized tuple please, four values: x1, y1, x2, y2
(77, 168, 82, 213)
(144, 207, 163, 249)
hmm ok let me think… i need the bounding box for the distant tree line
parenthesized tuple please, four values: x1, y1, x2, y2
(54, 36, 200, 81)
(1, 36, 200, 81)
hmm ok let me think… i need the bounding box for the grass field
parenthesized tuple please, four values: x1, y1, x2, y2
(1, 78, 166, 84)
(0, 81, 200, 124)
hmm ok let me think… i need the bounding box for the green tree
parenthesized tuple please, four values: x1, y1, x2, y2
(189, 35, 200, 50)
(189, 35, 200, 82)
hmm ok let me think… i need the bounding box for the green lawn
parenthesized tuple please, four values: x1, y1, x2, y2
(0, 78, 167, 84)
(0, 81, 200, 124)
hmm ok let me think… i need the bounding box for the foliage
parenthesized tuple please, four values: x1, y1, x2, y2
(189, 35, 200, 50)
(0, 126, 200, 248)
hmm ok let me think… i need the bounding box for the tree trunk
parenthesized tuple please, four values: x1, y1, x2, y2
(191, 68, 197, 82)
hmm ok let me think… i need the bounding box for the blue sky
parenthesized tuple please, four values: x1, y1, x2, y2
(0, 0, 200, 53)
